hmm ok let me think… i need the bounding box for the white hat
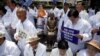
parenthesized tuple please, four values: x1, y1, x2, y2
(27, 37, 40, 43)
(26, 33, 40, 43)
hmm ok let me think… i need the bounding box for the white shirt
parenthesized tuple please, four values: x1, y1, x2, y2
(88, 15, 96, 27)
(57, 17, 69, 41)
(15, 18, 37, 37)
(90, 11, 100, 41)
(79, 10, 89, 21)
(50, 48, 73, 56)
(10, 7, 19, 29)
(5, 6, 11, 13)
(57, 9, 70, 40)
(14, 18, 37, 52)
(2, 7, 19, 29)
(0, 23, 11, 41)
(0, 40, 21, 56)
(27, 7, 37, 25)
(77, 49, 100, 56)
(24, 43, 47, 56)
(49, 7, 60, 18)
(63, 18, 92, 53)
(88, 8, 95, 17)
(60, 8, 70, 20)
(2, 8, 12, 27)
(0, 16, 11, 41)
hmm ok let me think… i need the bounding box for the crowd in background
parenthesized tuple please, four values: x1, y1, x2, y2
(0, 0, 100, 56)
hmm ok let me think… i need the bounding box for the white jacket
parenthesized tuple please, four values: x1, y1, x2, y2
(61, 18, 92, 53)
(49, 7, 60, 18)
(0, 40, 21, 56)
(2, 7, 19, 29)
(0, 17, 11, 41)
(50, 48, 73, 56)
(89, 11, 100, 41)
(24, 43, 47, 56)
(27, 7, 37, 25)
(57, 9, 70, 41)
(14, 18, 37, 52)
(79, 10, 89, 21)
(60, 8, 70, 20)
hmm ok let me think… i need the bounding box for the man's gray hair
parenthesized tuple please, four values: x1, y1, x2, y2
(17, 7, 27, 12)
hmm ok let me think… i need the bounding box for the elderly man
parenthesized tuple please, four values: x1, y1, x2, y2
(14, 7, 37, 55)
(77, 40, 100, 56)
(24, 37, 47, 56)
(0, 30, 21, 56)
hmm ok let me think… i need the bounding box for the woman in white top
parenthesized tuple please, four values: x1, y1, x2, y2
(50, 40, 73, 56)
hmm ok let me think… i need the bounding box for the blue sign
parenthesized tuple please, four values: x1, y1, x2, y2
(61, 21, 79, 44)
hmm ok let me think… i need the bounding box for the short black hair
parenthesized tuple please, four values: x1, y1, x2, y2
(77, 1, 85, 7)
(64, 2, 69, 7)
(58, 40, 69, 49)
(68, 9, 79, 18)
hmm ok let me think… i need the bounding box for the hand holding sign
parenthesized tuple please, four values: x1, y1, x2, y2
(14, 32, 21, 41)
(17, 29, 30, 39)
(61, 21, 80, 44)
(61, 27, 80, 44)
(75, 34, 83, 40)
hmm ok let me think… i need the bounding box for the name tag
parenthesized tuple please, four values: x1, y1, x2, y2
(61, 27, 79, 44)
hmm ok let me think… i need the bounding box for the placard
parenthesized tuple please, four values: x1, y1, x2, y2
(18, 29, 29, 39)
(61, 27, 79, 44)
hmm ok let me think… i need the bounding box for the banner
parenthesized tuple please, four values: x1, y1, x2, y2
(61, 27, 79, 44)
